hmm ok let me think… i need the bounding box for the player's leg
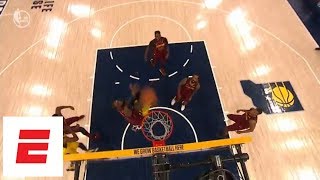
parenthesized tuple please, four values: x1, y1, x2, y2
(70, 125, 96, 139)
(180, 92, 192, 111)
(78, 143, 99, 152)
(226, 114, 244, 123)
(180, 99, 190, 111)
(64, 115, 85, 126)
(171, 90, 183, 106)
(158, 58, 167, 76)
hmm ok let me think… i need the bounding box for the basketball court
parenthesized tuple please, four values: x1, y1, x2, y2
(1, 0, 320, 180)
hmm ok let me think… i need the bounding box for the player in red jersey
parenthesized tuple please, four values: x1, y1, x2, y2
(144, 30, 169, 76)
(52, 106, 99, 140)
(113, 99, 144, 126)
(171, 75, 200, 111)
(113, 83, 158, 128)
(223, 108, 262, 136)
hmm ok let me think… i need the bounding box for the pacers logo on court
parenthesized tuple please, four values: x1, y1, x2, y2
(262, 81, 303, 113)
(240, 80, 304, 114)
(3, 117, 63, 177)
(271, 85, 294, 108)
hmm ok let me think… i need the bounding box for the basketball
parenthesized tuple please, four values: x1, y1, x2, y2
(271, 86, 294, 108)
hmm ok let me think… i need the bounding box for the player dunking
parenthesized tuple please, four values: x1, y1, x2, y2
(52, 105, 99, 140)
(113, 83, 158, 129)
(171, 75, 200, 111)
(223, 108, 262, 136)
(63, 126, 98, 171)
(144, 30, 169, 76)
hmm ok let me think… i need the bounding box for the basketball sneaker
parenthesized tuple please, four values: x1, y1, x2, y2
(171, 97, 176, 106)
(88, 148, 99, 152)
(181, 104, 186, 111)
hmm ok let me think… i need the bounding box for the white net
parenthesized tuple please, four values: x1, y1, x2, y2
(142, 110, 173, 142)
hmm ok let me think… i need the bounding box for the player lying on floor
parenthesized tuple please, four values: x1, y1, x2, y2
(171, 75, 200, 111)
(63, 126, 98, 171)
(223, 107, 262, 136)
(52, 105, 100, 140)
(113, 83, 158, 127)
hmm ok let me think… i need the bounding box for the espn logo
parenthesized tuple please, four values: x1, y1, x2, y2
(16, 130, 50, 164)
(3, 117, 63, 177)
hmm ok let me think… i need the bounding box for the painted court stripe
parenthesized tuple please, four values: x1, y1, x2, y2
(149, 78, 160, 81)
(190, 45, 193, 53)
(109, 51, 113, 60)
(168, 71, 178, 77)
(64, 136, 252, 162)
(129, 75, 140, 80)
(116, 65, 123, 72)
(183, 59, 190, 67)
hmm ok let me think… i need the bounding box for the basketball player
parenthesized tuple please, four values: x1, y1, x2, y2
(63, 126, 98, 171)
(113, 99, 144, 126)
(171, 75, 200, 111)
(113, 83, 158, 125)
(144, 30, 169, 76)
(52, 106, 99, 140)
(224, 108, 262, 135)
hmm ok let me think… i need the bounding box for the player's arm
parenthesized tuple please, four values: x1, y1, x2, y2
(129, 83, 140, 97)
(189, 84, 200, 100)
(236, 109, 249, 113)
(55, 106, 74, 115)
(63, 132, 79, 143)
(164, 38, 169, 58)
(177, 78, 187, 97)
(144, 41, 153, 61)
(123, 106, 133, 117)
(236, 120, 256, 134)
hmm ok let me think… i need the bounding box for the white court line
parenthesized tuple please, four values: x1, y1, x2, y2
(121, 124, 131, 150)
(183, 59, 190, 67)
(203, 41, 228, 125)
(1, 0, 319, 86)
(168, 71, 178, 77)
(129, 75, 140, 80)
(109, 14, 192, 47)
(83, 49, 99, 180)
(190, 45, 193, 53)
(149, 78, 160, 81)
(116, 65, 123, 72)
(121, 106, 198, 150)
(115, 82, 120, 84)
(109, 51, 113, 60)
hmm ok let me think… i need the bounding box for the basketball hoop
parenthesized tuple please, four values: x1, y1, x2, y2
(141, 110, 173, 147)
